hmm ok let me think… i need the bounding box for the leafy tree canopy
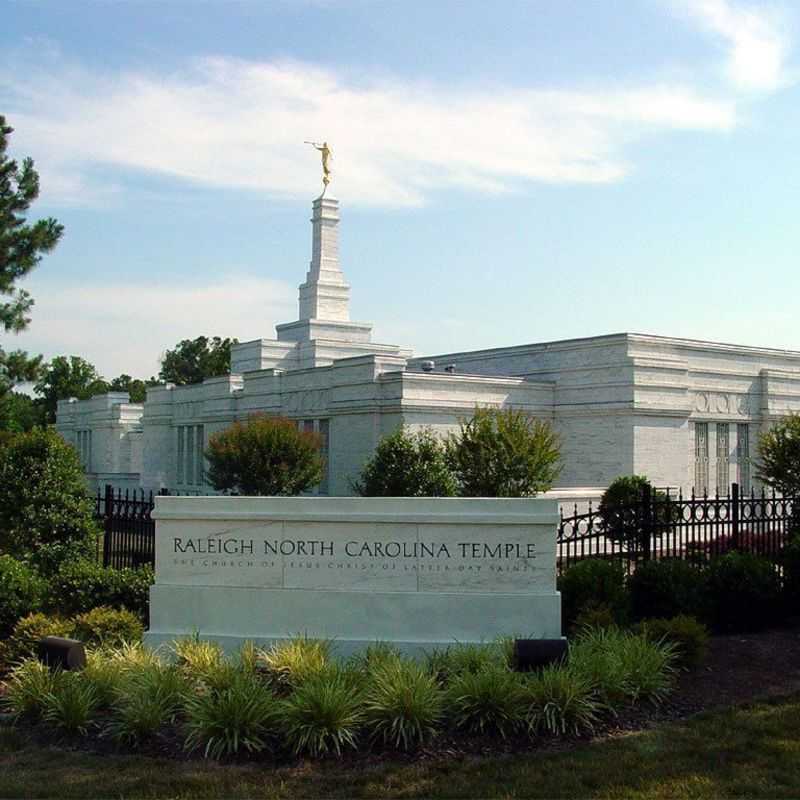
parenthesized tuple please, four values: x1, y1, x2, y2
(0, 349, 42, 397)
(205, 414, 323, 496)
(0, 390, 45, 433)
(108, 374, 157, 404)
(758, 413, 800, 496)
(448, 407, 561, 497)
(0, 115, 63, 397)
(159, 336, 237, 386)
(32, 356, 158, 424)
(354, 426, 457, 497)
(34, 356, 108, 423)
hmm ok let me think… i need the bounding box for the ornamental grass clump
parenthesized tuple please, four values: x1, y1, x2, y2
(106, 641, 162, 675)
(445, 666, 527, 739)
(41, 671, 100, 736)
(183, 667, 277, 760)
(237, 640, 259, 675)
(615, 632, 678, 706)
(172, 636, 225, 687)
(106, 664, 186, 747)
(347, 641, 402, 674)
(426, 642, 507, 685)
(567, 627, 630, 709)
(2, 659, 59, 720)
(524, 665, 601, 737)
(568, 627, 678, 709)
(279, 667, 365, 757)
(364, 659, 444, 750)
(82, 649, 125, 708)
(258, 635, 331, 691)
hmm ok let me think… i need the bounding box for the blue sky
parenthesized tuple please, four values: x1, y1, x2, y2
(2, 0, 799, 379)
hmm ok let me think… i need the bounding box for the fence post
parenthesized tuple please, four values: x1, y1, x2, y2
(641, 483, 652, 561)
(731, 482, 740, 550)
(102, 484, 113, 567)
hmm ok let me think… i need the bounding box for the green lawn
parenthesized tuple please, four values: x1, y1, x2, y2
(2, 694, 799, 799)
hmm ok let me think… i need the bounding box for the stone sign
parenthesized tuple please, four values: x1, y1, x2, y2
(146, 496, 562, 655)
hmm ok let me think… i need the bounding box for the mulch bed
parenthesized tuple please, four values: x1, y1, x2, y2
(3, 625, 800, 766)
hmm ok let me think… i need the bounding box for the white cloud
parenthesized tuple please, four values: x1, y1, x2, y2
(676, 0, 790, 91)
(0, 55, 738, 208)
(9, 275, 296, 379)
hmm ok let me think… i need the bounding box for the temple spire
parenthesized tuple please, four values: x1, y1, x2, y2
(298, 195, 351, 322)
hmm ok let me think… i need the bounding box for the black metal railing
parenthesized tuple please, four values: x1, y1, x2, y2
(94, 485, 162, 569)
(558, 483, 797, 574)
(97, 482, 798, 573)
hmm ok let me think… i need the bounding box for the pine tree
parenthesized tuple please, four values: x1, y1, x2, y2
(0, 115, 63, 395)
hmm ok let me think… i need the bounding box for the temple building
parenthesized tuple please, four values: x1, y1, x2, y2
(56, 193, 800, 503)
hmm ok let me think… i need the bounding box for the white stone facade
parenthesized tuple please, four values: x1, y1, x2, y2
(56, 194, 800, 502)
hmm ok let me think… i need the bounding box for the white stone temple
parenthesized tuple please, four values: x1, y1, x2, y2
(57, 192, 800, 504)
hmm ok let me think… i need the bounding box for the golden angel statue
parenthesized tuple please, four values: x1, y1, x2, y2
(305, 141, 333, 187)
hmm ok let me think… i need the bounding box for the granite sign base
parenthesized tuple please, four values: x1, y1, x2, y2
(145, 586, 562, 656)
(144, 496, 562, 656)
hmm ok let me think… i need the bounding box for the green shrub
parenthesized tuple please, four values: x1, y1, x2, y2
(780, 535, 800, 612)
(706, 552, 781, 632)
(109, 567, 153, 621)
(445, 667, 527, 738)
(106, 664, 186, 747)
(258, 636, 331, 690)
(71, 606, 144, 648)
(635, 615, 709, 670)
(205, 413, 323, 496)
(573, 604, 619, 632)
(3, 612, 73, 666)
(426, 642, 507, 685)
(629, 559, 708, 622)
(42, 671, 100, 736)
(1, 659, 59, 720)
(364, 659, 443, 750)
(598, 475, 675, 549)
(568, 627, 678, 708)
(0, 427, 98, 573)
(524, 665, 600, 737)
(0, 555, 43, 637)
(353, 427, 457, 497)
(184, 666, 277, 759)
(558, 559, 628, 633)
(279, 667, 365, 757)
(45, 560, 153, 621)
(448, 407, 561, 497)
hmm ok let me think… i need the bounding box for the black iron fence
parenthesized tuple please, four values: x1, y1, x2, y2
(94, 485, 162, 569)
(558, 483, 797, 574)
(97, 482, 798, 573)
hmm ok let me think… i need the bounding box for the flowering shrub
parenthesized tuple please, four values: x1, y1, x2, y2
(205, 414, 323, 496)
